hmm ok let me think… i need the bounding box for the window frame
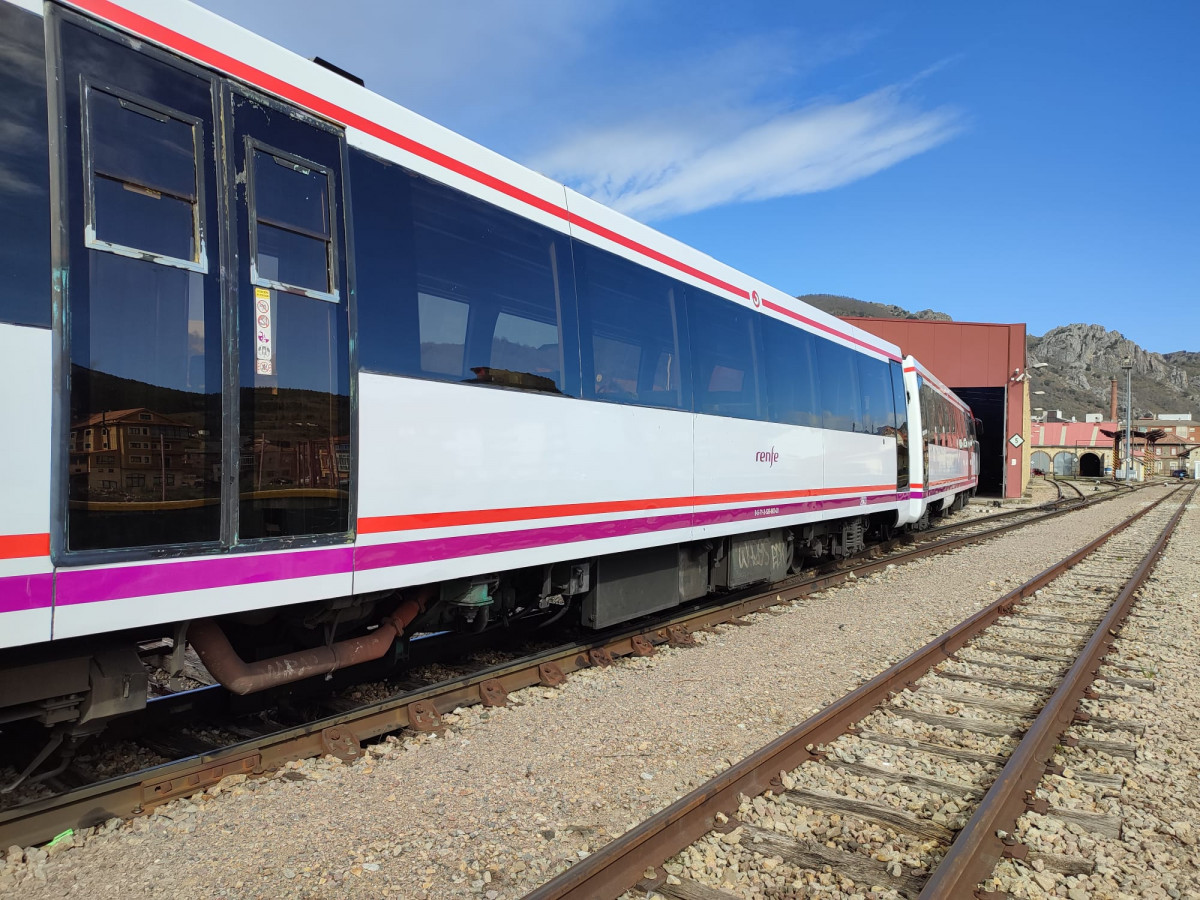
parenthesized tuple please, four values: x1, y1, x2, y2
(81, 80, 208, 274)
(687, 287, 765, 422)
(245, 137, 340, 303)
(574, 240, 690, 412)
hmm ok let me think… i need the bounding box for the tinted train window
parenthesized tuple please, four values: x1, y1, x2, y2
(688, 289, 763, 421)
(890, 360, 909, 488)
(250, 148, 335, 298)
(890, 361, 908, 437)
(761, 316, 818, 427)
(350, 150, 579, 396)
(815, 338, 863, 432)
(61, 20, 222, 551)
(574, 242, 688, 410)
(857, 355, 895, 436)
(0, 5, 51, 327)
(87, 88, 203, 268)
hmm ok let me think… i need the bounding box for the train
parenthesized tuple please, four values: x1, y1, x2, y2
(0, 0, 978, 783)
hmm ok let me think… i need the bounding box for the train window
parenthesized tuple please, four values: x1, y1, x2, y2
(350, 149, 578, 395)
(62, 18, 223, 552)
(249, 147, 336, 300)
(857, 355, 895, 436)
(890, 361, 908, 436)
(489, 311, 560, 382)
(890, 360, 909, 488)
(574, 241, 688, 410)
(688, 289, 763, 420)
(86, 87, 203, 270)
(417, 293, 468, 375)
(0, 5, 51, 327)
(761, 316, 818, 427)
(814, 338, 863, 433)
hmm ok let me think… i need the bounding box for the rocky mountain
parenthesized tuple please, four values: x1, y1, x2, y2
(801, 295, 1199, 422)
(1026, 325, 1198, 421)
(800, 294, 952, 322)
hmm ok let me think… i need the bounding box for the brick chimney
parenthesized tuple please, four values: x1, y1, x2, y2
(1110, 378, 1118, 421)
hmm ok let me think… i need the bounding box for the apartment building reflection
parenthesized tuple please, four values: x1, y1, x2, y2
(69, 407, 214, 501)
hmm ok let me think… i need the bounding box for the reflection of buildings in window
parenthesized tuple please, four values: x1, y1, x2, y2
(246, 433, 351, 492)
(69, 407, 210, 501)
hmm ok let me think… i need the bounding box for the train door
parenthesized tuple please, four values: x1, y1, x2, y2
(889, 360, 909, 490)
(55, 13, 225, 554)
(53, 10, 350, 558)
(224, 86, 351, 544)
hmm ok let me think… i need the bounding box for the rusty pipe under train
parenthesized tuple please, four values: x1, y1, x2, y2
(188, 598, 423, 695)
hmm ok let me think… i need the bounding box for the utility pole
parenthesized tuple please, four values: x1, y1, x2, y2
(1121, 356, 1134, 480)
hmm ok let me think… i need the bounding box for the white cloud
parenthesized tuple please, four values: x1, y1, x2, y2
(530, 85, 963, 221)
(194, 0, 618, 131)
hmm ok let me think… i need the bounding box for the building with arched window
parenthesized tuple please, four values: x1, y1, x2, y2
(1031, 419, 1200, 480)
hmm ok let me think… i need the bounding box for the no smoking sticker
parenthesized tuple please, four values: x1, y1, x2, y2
(254, 286, 274, 376)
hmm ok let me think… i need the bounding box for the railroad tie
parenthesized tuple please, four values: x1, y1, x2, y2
(855, 731, 1009, 767)
(652, 877, 741, 900)
(886, 709, 1024, 738)
(782, 787, 954, 842)
(1032, 807, 1123, 840)
(740, 825, 928, 898)
(909, 689, 1040, 717)
(824, 759, 984, 799)
(932, 670, 1054, 695)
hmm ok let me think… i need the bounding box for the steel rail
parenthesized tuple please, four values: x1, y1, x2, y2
(0, 484, 1154, 849)
(919, 483, 1196, 899)
(519, 485, 1183, 900)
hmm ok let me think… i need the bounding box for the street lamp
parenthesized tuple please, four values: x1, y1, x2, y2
(1120, 357, 1134, 480)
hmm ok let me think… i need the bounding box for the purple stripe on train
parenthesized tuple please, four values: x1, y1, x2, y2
(691, 492, 907, 528)
(22, 488, 926, 608)
(355, 512, 696, 571)
(0, 572, 54, 614)
(357, 492, 910, 570)
(55, 546, 354, 607)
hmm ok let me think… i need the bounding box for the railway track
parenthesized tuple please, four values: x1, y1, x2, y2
(520, 483, 1192, 900)
(0, 483, 1153, 850)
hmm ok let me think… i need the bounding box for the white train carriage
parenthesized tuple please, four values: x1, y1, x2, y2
(0, 0, 973, 745)
(903, 357, 980, 527)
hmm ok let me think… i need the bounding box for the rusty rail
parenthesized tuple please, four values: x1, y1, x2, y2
(920, 483, 1195, 899)
(0, 484, 1158, 850)
(520, 486, 1183, 900)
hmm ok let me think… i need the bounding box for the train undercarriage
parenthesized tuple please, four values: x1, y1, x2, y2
(0, 501, 969, 793)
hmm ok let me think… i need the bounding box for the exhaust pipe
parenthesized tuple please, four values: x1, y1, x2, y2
(189, 598, 423, 695)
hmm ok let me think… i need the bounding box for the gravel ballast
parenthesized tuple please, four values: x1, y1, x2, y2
(1, 486, 1182, 899)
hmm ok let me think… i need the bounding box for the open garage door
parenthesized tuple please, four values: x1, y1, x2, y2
(951, 387, 1005, 496)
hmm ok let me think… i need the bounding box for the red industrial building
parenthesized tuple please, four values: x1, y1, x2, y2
(839, 318, 1031, 499)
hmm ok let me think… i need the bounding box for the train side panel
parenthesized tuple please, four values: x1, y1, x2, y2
(0, 1, 53, 648)
(0, 325, 54, 648)
(353, 374, 696, 593)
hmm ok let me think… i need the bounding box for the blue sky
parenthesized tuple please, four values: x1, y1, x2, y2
(195, 1, 1198, 353)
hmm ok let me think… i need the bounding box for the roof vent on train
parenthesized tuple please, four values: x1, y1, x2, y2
(310, 56, 364, 87)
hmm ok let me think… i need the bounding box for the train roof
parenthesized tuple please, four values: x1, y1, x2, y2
(905, 356, 972, 415)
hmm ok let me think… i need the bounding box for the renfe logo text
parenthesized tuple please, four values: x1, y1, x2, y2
(755, 447, 780, 467)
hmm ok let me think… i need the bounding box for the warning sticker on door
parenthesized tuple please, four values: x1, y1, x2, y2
(254, 286, 274, 375)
